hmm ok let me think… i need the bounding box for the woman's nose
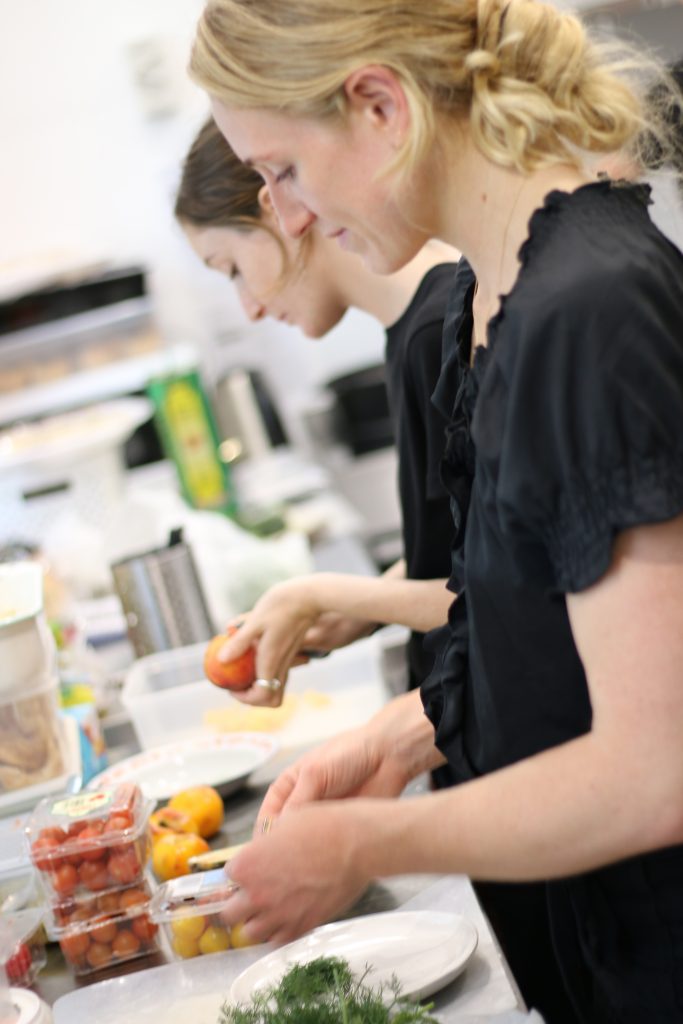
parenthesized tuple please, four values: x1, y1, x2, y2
(270, 189, 316, 240)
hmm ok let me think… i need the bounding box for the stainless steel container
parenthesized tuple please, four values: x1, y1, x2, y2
(110, 529, 215, 658)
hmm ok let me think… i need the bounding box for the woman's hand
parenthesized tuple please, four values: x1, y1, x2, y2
(221, 801, 371, 945)
(257, 690, 442, 822)
(215, 577, 324, 706)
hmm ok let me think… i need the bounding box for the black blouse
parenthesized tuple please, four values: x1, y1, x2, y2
(423, 180, 683, 779)
(384, 263, 456, 688)
(421, 181, 683, 1022)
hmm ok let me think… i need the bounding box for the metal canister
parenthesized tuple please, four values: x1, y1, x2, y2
(110, 529, 215, 658)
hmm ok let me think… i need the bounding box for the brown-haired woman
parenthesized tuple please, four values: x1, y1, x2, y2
(176, 117, 460, 697)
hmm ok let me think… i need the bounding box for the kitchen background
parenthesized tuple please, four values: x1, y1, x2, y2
(1, 0, 681, 587)
(0, 0, 681, 1011)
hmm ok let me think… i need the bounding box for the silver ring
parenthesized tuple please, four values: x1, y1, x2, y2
(254, 678, 283, 692)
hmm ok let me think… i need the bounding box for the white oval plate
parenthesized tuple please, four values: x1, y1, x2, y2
(230, 909, 478, 1006)
(87, 732, 279, 801)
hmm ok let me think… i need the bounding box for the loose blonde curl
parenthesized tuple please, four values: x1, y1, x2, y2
(190, 0, 677, 178)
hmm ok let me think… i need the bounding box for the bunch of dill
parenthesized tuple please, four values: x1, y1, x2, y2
(219, 955, 440, 1024)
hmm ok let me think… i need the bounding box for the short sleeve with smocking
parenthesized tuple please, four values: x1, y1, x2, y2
(475, 242, 683, 594)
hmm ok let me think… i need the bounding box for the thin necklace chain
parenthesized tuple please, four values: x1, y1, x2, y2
(472, 175, 530, 357)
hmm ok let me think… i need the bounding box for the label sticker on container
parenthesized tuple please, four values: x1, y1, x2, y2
(51, 791, 112, 819)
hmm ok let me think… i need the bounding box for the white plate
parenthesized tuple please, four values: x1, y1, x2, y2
(0, 715, 82, 818)
(86, 732, 279, 801)
(230, 910, 478, 1006)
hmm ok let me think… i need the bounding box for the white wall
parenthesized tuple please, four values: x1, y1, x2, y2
(0, 0, 385, 425)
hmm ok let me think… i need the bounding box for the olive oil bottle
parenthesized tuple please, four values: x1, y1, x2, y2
(147, 370, 237, 515)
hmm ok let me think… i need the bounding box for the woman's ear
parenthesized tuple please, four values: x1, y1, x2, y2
(343, 65, 409, 143)
(257, 182, 277, 220)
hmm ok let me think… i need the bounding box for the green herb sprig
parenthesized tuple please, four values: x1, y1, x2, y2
(219, 955, 441, 1023)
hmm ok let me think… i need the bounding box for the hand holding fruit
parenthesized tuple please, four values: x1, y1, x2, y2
(204, 625, 257, 691)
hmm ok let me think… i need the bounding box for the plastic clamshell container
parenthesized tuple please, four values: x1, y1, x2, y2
(50, 880, 159, 976)
(149, 868, 238, 959)
(0, 907, 47, 987)
(25, 784, 152, 902)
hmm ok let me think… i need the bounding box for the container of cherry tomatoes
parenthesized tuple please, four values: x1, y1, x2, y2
(149, 867, 242, 960)
(25, 784, 152, 903)
(50, 881, 159, 976)
(0, 908, 47, 987)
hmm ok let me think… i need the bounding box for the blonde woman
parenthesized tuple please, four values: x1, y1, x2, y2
(175, 117, 459, 697)
(191, 2, 683, 1020)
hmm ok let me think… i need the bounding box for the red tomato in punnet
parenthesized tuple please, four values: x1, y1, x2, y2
(203, 626, 257, 691)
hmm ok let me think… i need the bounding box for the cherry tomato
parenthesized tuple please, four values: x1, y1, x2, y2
(60, 932, 90, 961)
(75, 825, 106, 862)
(52, 862, 79, 896)
(66, 819, 89, 838)
(170, 915, 206, 941)
(108, 848, 140, 885)
(132, 915, 157, 943)
(90, 920, 118, 944)
(31, 836, 61, 871)
(112, 929, 141, 958)
(38, 826, 67, 844)
(85, 941, 112, 969)
(4, 942, 32, 984)
(172, 933, 200, 959)
(97, 892, 121, 914)
(198, 925, 230, 955)
(106, 811, 133, 833)
(79, 860, 110, 891)
(118, 888, 148, 910)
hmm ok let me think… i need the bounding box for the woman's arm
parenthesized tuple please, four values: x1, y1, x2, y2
(221, 514, 683, 941)
(298, 558, 408, 652)
(218, 570, 451, 700)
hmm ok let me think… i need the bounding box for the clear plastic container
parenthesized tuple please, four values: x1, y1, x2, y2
(0, 817, 39, 915)
(49, 881, 159, 976)
(0, 908, 47, 987)
(25, 784, 151, 902)
(149, 868, 239, 959)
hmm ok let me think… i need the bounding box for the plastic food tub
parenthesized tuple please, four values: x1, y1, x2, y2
(0, 908, 47, 987)
(149, 868, 258, 959)
(50, 880, 159, 976)
(122, 635, 389, 752)
(25, 784, 152, 902)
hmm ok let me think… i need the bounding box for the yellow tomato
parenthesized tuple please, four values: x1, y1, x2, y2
(198, 925, 231, 955)
(152, 833, 210, 881)
(172, 933, 201, 959)
(230, 922, 259, 949)
(171, 914, 207, 941)
(168, 786, 225, 839)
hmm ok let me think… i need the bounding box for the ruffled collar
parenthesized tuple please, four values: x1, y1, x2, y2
(485, 179, 653, 347)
